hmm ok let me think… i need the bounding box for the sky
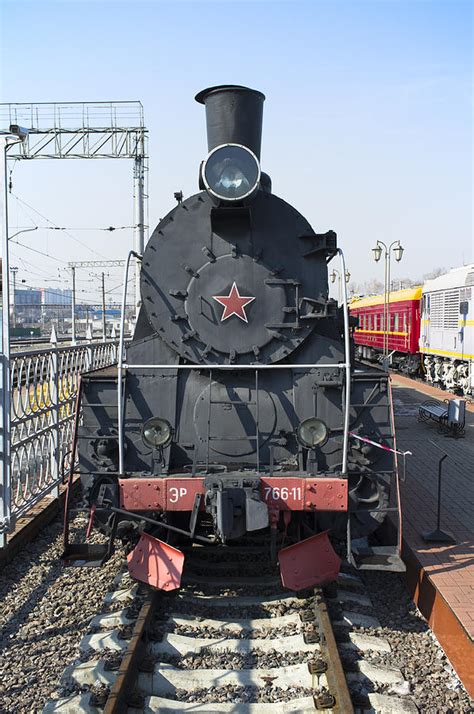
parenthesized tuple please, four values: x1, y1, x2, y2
(0, 0, 472, 303)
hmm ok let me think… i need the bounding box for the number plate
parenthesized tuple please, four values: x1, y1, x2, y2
(260, 478, 304, 509)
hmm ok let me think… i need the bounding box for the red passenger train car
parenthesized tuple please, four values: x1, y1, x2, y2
(350, 287, 422, 373)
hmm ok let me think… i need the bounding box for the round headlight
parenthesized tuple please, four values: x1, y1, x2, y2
(202, 143, 260, 202)
(142, 417, 172, 449)
(297, 418, 329, 448)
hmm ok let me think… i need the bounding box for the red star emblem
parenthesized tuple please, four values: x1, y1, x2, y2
(212, 282, 255, 323)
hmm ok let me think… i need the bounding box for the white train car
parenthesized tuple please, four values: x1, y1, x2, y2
(420, 264, 474, 395)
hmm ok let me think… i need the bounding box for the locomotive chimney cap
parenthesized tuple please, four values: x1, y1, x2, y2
(195, 85, 265, 104)
(195, 85, 266, 160)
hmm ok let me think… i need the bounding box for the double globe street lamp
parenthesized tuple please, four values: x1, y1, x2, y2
(330, 268, 351, 306)
(372, 240, 404, 366)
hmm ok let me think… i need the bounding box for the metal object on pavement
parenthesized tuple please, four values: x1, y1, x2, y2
(418, 398, 466, 437)
(423, 440, 456, 545)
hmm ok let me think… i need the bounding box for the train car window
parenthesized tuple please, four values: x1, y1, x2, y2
(403, 314, 407, 332)
(394, 313, 399, 331)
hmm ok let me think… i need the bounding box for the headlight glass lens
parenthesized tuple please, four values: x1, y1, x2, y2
(203, 144, 260, 201)
(297, 418, 329, 448)
(142, 417, 172, 448)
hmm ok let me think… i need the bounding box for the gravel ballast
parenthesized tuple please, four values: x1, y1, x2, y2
(359, 571, 473, 713)
(0, 515, 123, 714)
(2, 516, 474, 713)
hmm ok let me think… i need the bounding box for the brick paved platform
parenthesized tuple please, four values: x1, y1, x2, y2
(391, 375, 474, 697)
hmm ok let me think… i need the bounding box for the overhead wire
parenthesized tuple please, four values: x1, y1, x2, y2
(14, 278, 126, 306)
(11, 193, 109, 259)
(9, 192, 132, 305)
(10, 238, 68, 263)
(42, 225, 135, 231)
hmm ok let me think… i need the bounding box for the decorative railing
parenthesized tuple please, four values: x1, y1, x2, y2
(8, 341, 118, 525)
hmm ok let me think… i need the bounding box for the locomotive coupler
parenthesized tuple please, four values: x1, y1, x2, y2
(204, 477, 269, 543)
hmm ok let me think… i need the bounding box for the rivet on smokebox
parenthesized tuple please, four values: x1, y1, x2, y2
(134, 484, 139, 490)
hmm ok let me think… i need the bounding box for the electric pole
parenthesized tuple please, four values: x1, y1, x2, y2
(101, 272, 106, 341)
(9, 266, 18, 328)
(71, 266, 76, 344)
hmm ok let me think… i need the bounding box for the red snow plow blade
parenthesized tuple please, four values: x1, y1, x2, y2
(127, 533, 185, 591)
(278, 530, 341, 591)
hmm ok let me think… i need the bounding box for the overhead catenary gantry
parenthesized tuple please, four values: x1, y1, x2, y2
(0, 100, 149, 316)
(0, 102, 148, 548)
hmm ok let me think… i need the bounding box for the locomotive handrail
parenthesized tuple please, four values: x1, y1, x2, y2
(122, 363, 350, 369)
(118, 248, 353, 477)
(118, 249, 142, 474)
(336, 248, 351, 475)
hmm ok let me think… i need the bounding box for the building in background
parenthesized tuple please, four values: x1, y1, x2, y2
(14, 288, 42, 323)
(40, 287, 72, 306)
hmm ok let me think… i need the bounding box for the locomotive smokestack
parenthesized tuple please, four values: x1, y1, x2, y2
(195, 85, 265, 160)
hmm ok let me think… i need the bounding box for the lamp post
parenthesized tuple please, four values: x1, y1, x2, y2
(330, 268, 351, 305)
(372, 240, 404, 366)
(1, 125, 29, 546)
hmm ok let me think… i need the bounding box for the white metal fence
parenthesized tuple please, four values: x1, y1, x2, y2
(1, 341, 118, 546)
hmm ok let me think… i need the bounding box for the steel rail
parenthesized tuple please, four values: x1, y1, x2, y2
(315, 591, 354, 713)
(103, 589, 157, 714)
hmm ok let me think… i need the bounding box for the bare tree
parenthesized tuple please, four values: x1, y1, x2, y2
(423, 267, 446, 281)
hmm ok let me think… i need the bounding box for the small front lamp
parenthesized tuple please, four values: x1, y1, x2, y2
(142, 417, 172, 449)
(297, 418, 329, 449)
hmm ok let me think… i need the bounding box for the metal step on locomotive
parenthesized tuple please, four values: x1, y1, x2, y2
(62, 85, 405, 590)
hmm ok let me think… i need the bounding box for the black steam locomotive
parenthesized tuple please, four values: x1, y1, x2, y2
(64, 86, 404, 590)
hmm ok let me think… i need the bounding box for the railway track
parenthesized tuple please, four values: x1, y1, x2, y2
(44, 544, 420, 713)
